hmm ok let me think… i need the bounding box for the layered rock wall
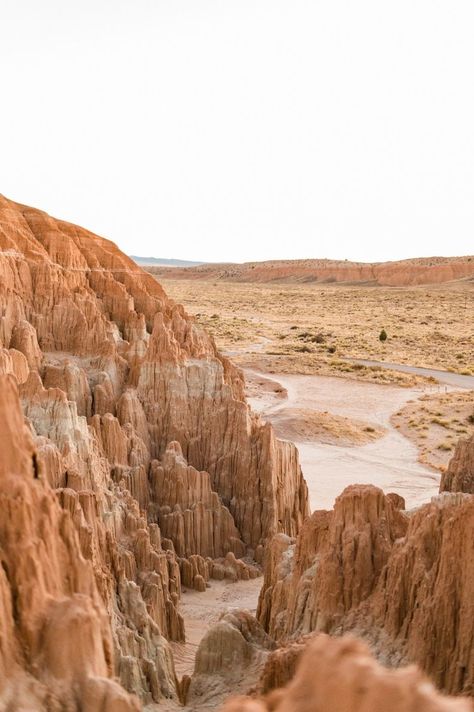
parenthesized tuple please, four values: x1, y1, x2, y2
(149, 442, 246, 560)
(440, 434, 474, 494)
(146, 256, 474, 286)
(257, 485, 408, 639)
(0, 195, 308, 705)
(0, 374, 140, 711)
(257, 485, 473, 696)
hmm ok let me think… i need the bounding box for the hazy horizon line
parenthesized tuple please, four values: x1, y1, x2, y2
(131, 253, 474, 266)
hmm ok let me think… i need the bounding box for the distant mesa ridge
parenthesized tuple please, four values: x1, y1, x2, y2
(145, 255, 474, 287)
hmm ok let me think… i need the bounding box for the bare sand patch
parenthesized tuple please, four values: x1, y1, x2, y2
(170, 578, 262, 678)
(257, 405, 385, 445)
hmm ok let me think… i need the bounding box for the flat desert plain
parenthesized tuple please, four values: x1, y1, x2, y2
(158, 277, 474, 495)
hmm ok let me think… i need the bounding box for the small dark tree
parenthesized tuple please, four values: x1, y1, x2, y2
(379, 329, 387, 342)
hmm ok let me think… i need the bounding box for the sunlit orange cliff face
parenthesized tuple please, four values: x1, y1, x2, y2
(0, 195, 307, 708)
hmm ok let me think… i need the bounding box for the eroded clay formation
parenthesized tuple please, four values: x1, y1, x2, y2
(183, 480, 472, 708)
(1, 195, 473, 712)
(255, 484, 473, 696)
(0, 195, 308, 708)
(440, 433, 474, 494)
(222, 635, 473, 712)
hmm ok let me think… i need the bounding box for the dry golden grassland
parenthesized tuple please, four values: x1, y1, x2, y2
(160, 278, 474, 384)
(392, 390, 474, 472)
(159, 276, 473, 468)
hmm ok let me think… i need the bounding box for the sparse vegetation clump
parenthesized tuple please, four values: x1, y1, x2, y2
(437, 442, 453, 452)
(392, 390, 474, 471)
(379, 328, 388, 342)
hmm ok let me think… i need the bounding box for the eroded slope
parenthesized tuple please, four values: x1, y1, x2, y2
(0, 195, 308, 706)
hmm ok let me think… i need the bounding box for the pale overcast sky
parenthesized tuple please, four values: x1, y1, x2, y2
(2, 1, 473, 263)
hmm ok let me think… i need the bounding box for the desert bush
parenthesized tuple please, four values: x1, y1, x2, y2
(437, 442, 453, 451)
(379, 329, 388, 342)
(295, 345, 312, 353)
(431, 417, 450, 428)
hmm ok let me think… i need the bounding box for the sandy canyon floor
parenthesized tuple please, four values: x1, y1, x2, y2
(170, 578, 263, 678)
(153, 276, 473, 685)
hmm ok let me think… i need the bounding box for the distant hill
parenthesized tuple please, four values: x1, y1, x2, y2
(130, 255, 205, 267)
(145, 256, 474, 287)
